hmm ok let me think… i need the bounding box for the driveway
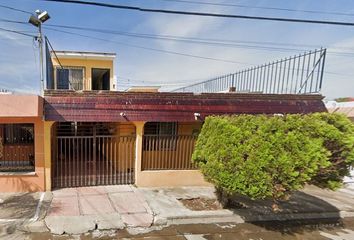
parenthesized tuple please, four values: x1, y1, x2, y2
(45, 185, 153, 234)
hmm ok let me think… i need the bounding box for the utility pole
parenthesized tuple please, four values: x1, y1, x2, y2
(28, 10, 50, 96)
(38, 19, 44, 96)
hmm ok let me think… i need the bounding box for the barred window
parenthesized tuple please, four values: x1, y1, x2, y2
(4, 124, 34, 144)
(143, 122, 177, 151)
(144, 122, 177, 136)
(0, 124, 35, 172)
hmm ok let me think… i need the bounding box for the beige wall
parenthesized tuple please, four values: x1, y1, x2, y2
(0, 117, 45, 192)
(52, 58, 114, 90)
(116, 122, 136, 136)
(136, 170, 212, 187)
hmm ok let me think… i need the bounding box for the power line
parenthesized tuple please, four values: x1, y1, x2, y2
(43, 23, 354, 58)
(44, 27, 250, 65)
(0, 26, 36, 38)
(46, 27, 354, 87)
(46, 23, 310, 53)
(157, 0, 354, 18)
(43, 0, 354, 27)
(0, 18, 29, 25)
(116, 76, 197, 86)
(0, 4, 32, 15)
(0, 18, 349, 53)
(2, 17, 354, 58)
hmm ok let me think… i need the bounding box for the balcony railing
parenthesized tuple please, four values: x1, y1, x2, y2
(173, 48, 326, 94)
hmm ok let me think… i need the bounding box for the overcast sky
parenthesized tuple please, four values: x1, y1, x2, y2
(0, 0, 353, 99)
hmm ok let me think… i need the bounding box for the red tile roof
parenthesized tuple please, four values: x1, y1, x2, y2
(44, 90, 326, 122)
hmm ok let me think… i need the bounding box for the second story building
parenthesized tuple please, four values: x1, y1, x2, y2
(50, 51, 116, 91)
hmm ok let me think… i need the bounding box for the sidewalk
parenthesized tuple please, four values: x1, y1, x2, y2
(45, 185, 153, 234)
(139, 184, 354, 225)
(2, 184, 354, 235)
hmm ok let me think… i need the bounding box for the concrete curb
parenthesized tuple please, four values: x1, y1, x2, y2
(156, 210, 354, 226)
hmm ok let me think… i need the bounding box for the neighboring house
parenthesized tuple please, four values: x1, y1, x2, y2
(0, 95, 44, 191)
(326, 100, 354, 122)
(0, 50, 327, 192)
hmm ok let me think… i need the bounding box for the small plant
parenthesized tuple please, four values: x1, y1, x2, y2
(192, 113, 354, 206)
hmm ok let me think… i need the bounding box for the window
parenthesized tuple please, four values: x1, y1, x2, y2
(56, 122, 115, 136)
(144, 122, 177, 136)
(56, 67, 84, 90)
(143, 122, 177, 150)
(4, 124, 34, 144)
(0, 124, 35, 172)
(92, 68, 110, 90)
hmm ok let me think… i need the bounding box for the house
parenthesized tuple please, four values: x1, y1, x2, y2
(0, 50, 327, 192)
(0, 94, 44, 191)
(326, 100, 354, 122)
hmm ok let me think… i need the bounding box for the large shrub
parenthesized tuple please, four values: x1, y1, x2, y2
(192, 113, 354, 201)
(304, 113, 354, 189)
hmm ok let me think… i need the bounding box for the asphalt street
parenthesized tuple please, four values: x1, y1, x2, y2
(1, 218, 354, 239)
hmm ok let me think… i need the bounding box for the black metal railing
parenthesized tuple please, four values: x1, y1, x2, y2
(173, 48, 326, 94)
(53, 135, 135, 188)
(142, 134, 198, 170)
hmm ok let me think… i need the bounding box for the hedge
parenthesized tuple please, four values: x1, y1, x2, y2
(192, 113, 354, 201)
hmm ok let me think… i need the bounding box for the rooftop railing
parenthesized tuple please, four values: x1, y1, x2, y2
(173, 48, 326, 94)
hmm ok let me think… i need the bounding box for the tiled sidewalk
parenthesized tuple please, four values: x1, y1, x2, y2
(45, 185, 153, 234)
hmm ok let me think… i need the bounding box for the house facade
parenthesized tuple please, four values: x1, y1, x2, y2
(0, 95, 45, 191)
(0, 51, 327, 192)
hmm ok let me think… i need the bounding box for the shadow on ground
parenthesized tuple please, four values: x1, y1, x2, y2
(219, 190, 341, 235)
(0, 192, 51, 220)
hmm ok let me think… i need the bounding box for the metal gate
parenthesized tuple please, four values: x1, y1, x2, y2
(52, 123, 135, 188)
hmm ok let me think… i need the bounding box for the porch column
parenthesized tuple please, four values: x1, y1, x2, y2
(132, 121, 145, 185)
(44, 121, 54, 191)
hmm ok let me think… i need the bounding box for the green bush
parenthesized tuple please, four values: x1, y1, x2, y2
(192, 113, 354, 201)
(305, 113, 354, 189)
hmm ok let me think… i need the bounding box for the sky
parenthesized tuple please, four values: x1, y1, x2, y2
(0, 0, 354, 99)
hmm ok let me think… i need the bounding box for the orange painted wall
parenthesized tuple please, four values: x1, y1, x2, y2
(0, 117, 45, 192)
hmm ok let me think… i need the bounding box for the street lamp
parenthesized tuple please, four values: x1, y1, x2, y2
(29, 10, 50, 95)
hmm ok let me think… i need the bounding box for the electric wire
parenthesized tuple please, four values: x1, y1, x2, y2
(44, 27, 250, 65)
(44, 23, 354, 57)
(156, 0, 354, 17)
(0, 26, 36, 38)
(2, 17, 354, 58)
(0, 4, 32, 15)
(43, 0, 354, 27)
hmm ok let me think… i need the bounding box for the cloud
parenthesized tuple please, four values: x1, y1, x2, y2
(321, 37, 354, 99)
(0, 29, 39, 94)
(0, 29, 33, 47)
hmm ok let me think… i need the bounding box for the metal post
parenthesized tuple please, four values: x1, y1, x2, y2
(38, 23, 45, 96)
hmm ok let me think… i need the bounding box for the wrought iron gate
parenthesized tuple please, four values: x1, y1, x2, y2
(52, 123, 135, 188)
